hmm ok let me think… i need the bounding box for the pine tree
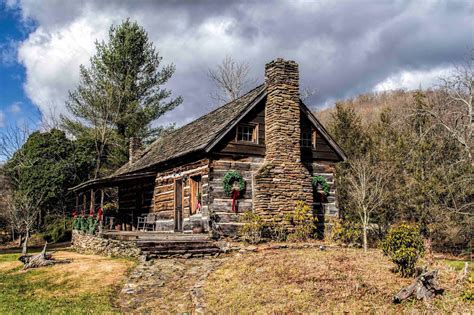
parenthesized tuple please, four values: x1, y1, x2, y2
(62, 19, 182, 177)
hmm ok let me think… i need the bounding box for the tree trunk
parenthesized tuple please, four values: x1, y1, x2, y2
(362, 211, 368, 252)
(393, 270, 443, 303)
(19, 241, 71, 270)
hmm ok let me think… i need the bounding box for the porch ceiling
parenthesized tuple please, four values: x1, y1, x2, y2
(69, 171, 156, 192)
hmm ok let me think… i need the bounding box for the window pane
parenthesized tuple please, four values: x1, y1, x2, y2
(237, 125, 257, 143)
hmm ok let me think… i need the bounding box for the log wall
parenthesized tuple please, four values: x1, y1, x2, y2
(153, 159, 210, 232)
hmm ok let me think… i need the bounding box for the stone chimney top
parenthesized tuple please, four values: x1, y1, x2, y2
(265, 58, 299, 87)
(129, 137, 143, 165)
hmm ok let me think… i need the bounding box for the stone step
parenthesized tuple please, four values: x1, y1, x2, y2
(144, 247, 221, 258)
(137, 241, 216, 249)
(216, 222, 244, 236)
(213, 212, 242, 223)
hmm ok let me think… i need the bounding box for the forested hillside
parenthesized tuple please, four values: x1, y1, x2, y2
(314, 64, 473, 253)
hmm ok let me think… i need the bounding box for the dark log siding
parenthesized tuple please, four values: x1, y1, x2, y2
(214, 99, 266, 156)
(118, 178, 155, 226)
(301, 115, 340, 161)
(304, 161, 338, 217)
(208, 156, 264, 224)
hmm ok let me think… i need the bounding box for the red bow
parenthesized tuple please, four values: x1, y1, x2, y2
(97, 207, 103, 221)
(231, 189, 240, 213)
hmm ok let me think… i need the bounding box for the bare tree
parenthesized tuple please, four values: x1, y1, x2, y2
(0, 123, 31, 161)
(208, 55, 255, 105)
(419, 52, 473, 161)
(301, 87, 317, 101)
(6, 189, 43, 248)
(346, 158, 390, 252)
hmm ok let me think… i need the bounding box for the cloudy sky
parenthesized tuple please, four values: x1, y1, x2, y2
(0, 0, 472, 131)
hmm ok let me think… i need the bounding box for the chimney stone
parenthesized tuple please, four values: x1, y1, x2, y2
(254, 58, 313, 224)
(129, 137, 142, 165)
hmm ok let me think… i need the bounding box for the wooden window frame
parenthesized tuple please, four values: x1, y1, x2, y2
(189, 175, 202, 215)
(301, 129, 317, 149)
(236, 123, 259, 144)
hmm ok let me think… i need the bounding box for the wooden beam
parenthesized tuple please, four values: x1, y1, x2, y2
(90, 189, 95, 214)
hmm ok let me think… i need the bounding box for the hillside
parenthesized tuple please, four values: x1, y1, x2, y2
(315, 89, 427, 127)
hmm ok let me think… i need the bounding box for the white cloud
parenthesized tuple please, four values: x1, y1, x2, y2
(373, 67, 452, 92)
(12, 0, 473, 126)
(9, 102, 22, 113)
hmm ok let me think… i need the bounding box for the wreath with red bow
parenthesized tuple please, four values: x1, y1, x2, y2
(223, 171, 246, 213)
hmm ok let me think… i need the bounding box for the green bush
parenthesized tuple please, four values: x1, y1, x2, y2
(240, 211, 264, 244)
(262, 219, 288, 242)
(42, 215, 73, 243)
(73, 216, 99, 235)
(382, 223, 425, 277)
(330, 220, 362, 245)
(285, 201, 316, 242)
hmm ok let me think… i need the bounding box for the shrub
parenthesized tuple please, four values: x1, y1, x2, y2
(240, 211, 264, 244)
(73, 215, 99, 235)
(330, 220, 362, 246)
(42, 215, 73, 243)
(285, 201, 316, 242)
(262, 219, 288, 242)
(382, 223, 425, 277)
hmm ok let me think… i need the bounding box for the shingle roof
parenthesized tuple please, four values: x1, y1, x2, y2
(113, 84, 266, 177)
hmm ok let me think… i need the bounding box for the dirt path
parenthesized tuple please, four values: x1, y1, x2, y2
(118, 256, 226, 314)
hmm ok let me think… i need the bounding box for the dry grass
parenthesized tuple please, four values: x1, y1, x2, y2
(0, 250, 135, 313)
(204, 247, 472, 313)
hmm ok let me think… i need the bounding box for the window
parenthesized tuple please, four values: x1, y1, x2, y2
(301, 130, 317, 149)
(236, 124, 258, 143)
(190, 175, 202, 215)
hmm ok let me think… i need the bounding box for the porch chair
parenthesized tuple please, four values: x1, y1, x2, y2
(137, 213, 156, 231)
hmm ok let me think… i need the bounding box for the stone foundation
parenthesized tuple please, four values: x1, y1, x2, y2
(72, 230, 141, 258)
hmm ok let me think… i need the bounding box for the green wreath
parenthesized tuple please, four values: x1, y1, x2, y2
(312, 175, 330, 195)
(223, 171, 246, 196)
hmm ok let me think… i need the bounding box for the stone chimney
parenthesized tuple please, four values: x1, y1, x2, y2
(129, 137, 142, 165)
(254, 58, 312, 222)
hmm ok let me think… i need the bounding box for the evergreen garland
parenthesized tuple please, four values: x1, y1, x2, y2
(223, 171, 246, 196)
(312, 175, 330, 195)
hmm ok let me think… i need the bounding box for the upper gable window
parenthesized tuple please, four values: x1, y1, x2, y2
(236, 124, 258, 143)
(301, 130, 316, 149)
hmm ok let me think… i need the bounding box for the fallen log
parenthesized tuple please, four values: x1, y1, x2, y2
(18, 242, 71, 270)
(393, 269, 444, 303)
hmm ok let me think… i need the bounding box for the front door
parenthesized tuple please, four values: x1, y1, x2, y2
(174, 178, 183, 231)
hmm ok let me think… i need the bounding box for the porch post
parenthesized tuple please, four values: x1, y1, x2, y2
(90, 189, 95, 214)
(75, 194, 79, 211)
(82, 193, 86, 214)
(99, 189, 104, 234)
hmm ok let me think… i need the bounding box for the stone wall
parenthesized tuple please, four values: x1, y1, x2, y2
(72, 230, 141, 258)
(254, 59, 313, 224)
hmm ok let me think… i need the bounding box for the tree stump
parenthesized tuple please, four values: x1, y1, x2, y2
(18, 242, 71, 270)
(393, 270, 444, 303)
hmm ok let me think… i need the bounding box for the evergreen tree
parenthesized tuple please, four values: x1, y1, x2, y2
(62, 19, 182, 177)
(4, 129, 94, 222)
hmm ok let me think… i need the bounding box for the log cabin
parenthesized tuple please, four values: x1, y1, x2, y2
(72, 58, 346, 238)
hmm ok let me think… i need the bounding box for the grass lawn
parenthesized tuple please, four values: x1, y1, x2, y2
(0, 250, 135, 314)
(204, 247, 473, 313)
